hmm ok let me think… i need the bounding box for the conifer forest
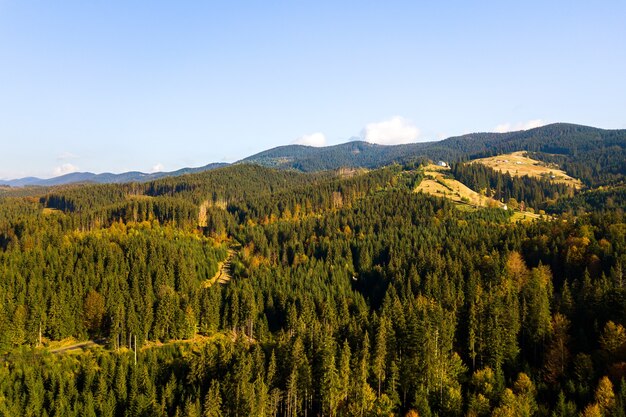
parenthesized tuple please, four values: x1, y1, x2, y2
(1, 157, 625, 417)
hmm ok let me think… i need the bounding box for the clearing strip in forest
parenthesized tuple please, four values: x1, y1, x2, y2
(203, 248, 235, 287)
(49, 340, 101, 354)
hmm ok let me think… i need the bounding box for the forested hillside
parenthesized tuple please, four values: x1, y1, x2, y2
(451, 162, 574, 211)
(244, 123, 626, 187)
(0, 162, 625, 416)
(242, 141, 431, 172)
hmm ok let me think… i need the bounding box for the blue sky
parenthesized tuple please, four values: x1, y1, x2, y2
(1, 1, 625, 179)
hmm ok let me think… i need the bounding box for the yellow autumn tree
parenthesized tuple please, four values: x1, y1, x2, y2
(594, 376, 615, 414)
(599, 321, 626, 356)
(580, 403, 601, 417)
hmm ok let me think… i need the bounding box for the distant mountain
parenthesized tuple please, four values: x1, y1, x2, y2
(439, 123, 626, 186)
(0, 163, 229, 188)
(3, 123, 625, 189)
(242, 123, 626, 185)
(240, 141, 432, 171)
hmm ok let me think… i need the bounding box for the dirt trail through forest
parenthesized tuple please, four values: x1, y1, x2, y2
(204, 248, 235, 287)
(49, 340, 100, 354)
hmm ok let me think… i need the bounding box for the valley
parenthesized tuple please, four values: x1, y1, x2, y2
(2, 1, 624, 414)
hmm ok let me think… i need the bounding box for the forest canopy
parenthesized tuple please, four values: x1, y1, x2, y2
(0, 160, 625, 416)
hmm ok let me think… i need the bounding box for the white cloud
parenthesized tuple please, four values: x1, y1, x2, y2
(494, 119, 546, 133)
(292, 132, 327, 147)
(53, 163, 79, 176)
(361, 116, 421, 145)
(150, 163, 165, 173)
(57, 151, 79, 160)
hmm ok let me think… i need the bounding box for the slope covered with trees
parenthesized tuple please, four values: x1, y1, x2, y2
(451, 162, 574, 210)
(244, 123, 626, 186)
(0, 162, 625, 416)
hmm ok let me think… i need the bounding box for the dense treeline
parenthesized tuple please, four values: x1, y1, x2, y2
(447, 124, 626, 187)
(0, 165, 405, 347)
(548, 185, 626, 215)
(0, 215, 226, 347)
(40, 164, 403, 233)
(529, 148, 625, 188)
(244, 141, 434, 172)
(451, 162, 573, 210)
(40, 165, 321, 213)
(0, 163, 625, 416)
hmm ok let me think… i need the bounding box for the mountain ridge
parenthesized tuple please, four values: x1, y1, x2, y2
(241, 123, 626, 185)
(3, 123, 625, 187)
(243, 123, 626, 168)
(0, 163, 229, 188)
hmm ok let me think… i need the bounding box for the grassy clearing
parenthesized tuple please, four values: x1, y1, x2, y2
(45, 337, 81, 350)
(471, 151, 583, 188)
(510, 211, 541, 223)
(125, 194, 154, 201)
(415, 164, 543, 223)
(42, 207, 62, 215)
(42, 338, 103, 354)
(415, 164, 503, 208)
(140, 333, 228, 351)
(337, 167, 368, 178)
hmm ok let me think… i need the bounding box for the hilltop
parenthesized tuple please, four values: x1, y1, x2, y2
(415, 163, 503, 208)
(243, 123, 626, 185)
(471, 151, 583, 189)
